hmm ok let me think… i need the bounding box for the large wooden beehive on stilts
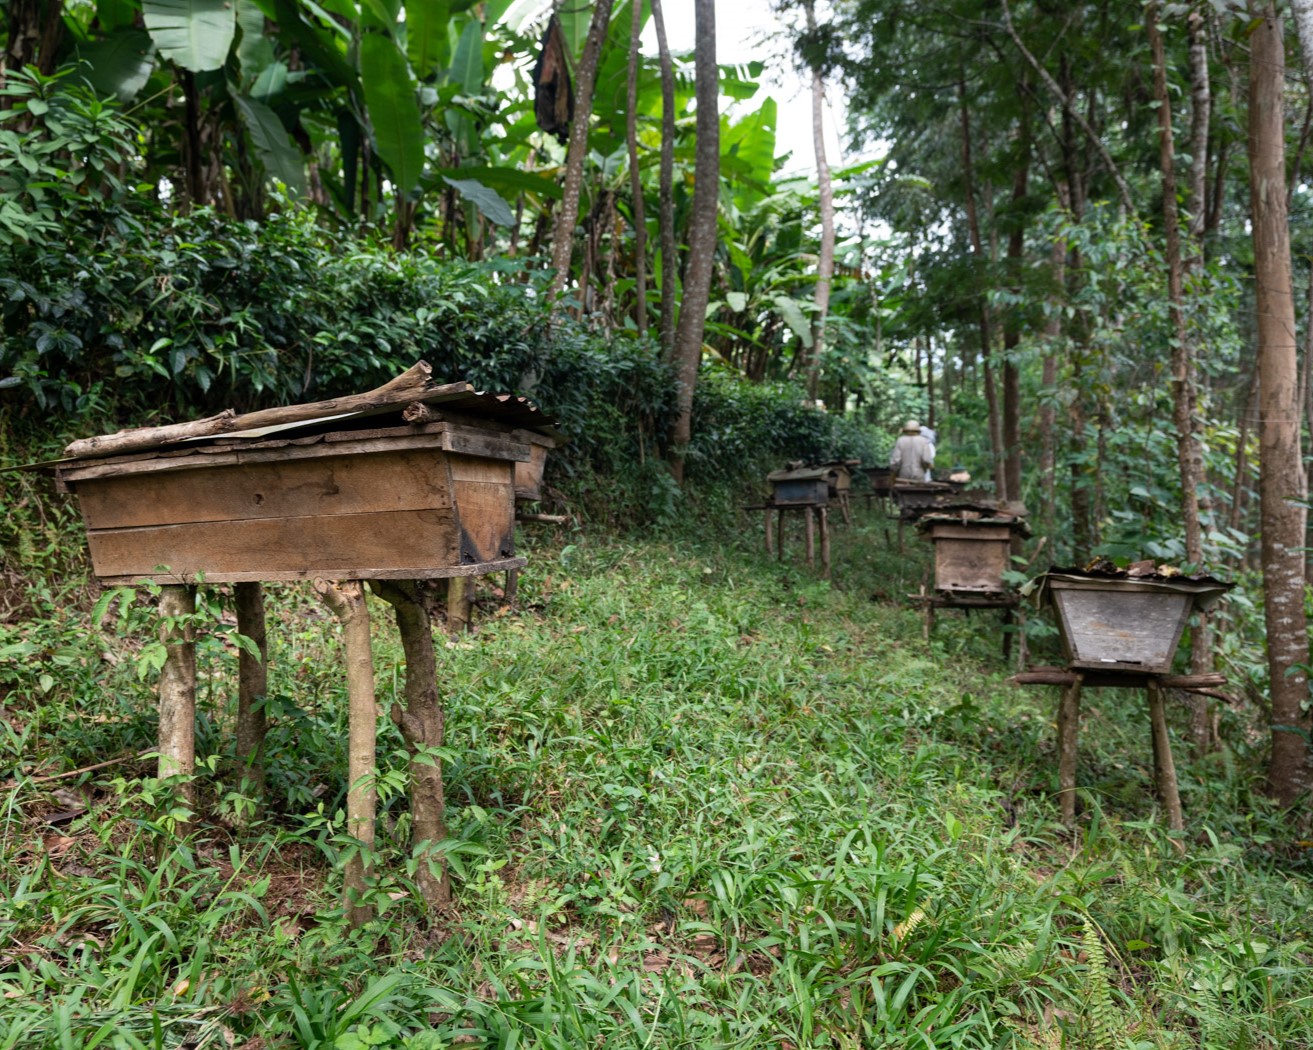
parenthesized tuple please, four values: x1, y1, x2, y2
(56, 363, 556, 583)
(50, 362, 558, 927)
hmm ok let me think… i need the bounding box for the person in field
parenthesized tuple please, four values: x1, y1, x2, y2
(890, 419, 935, 481)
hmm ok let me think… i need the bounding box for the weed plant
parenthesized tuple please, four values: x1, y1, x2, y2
(0, 513, 1310, 1049)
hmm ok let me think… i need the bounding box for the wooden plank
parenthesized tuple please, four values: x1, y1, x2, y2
(84, 508, 464, 581)
(514, 440, 550, 501)
(440, 426, 529, 463)
(933, 536, 1010, 592)
(927, 524, 1013, 541)
(450, 455, 515, 563)
(1051, 586, 1192, 674)
(72, 449, 455, 530)
(92, 556, 526, 585)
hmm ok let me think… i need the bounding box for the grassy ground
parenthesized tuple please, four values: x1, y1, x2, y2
(0, 508, 1310, 1049)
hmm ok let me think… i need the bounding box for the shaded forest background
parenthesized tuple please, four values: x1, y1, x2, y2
(3, 0, 1313, 803)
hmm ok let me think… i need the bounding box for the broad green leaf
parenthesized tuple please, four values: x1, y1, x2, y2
(360, 32, 425, 194)
(75, 29, 156, 103)
(448, 17, 483, 95)
(772, 294, 813, 347)
(559, 1, 593, 62)
(97, 0, 140, 31)
(236, 0, 275, 83)
(432, 165, 562, 200)
(442, 176, 515, 226)
(142, 0, 237, 72)
(271, 0, 359, 89)
(361, 0, 401, 30)
(233, 93, 307, 195)
(251, 60, 290, 101)
(726, 291, 748, 312)
(406, 0, 451, 79)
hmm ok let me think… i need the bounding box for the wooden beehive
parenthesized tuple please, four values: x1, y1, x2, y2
(513, 429, 557, 503)
(767, 466, 829, 506)
(53, 367, 555, 585)
(925, 521, 1015, 593)
(863, 465, 895, 496)
(1043, 574, 1230, 675)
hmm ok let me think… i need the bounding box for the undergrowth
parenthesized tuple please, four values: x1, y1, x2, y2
(1, 514, 1309, 1049)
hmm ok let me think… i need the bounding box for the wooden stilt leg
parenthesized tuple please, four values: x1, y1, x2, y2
(446, 576, 471, 635)
(158, 584, 197, 824)
(777, 509, 786, 562)
(819, 507, 831, 579)
(313, 579, 377, 927)
(505, 568, 519, 607)
(372, 580, 452, 918)
(805, 507, 815, 568)
(1057, 677, 1082, 829)
(1147, 680, 1184, 833)
(840, 492, 852, 526)
(1001, 605, 1014, 662)
(234, 581, 268, 819)
(764, 507, 774, 555)
(924, 601, 934, 642)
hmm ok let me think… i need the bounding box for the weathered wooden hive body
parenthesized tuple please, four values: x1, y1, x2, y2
(920, 515, 1027, 594)
(53, 366, 557, 585)
(1040, 570, 1231, 675)
(766, 466, 830, 506)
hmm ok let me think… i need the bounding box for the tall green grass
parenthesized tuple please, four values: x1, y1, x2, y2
(0, 515, 1309, 1048)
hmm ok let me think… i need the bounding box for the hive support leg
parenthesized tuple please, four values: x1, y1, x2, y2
(373, 581, 452, 918)
(805, 507, 816, 568)
(233, 582, 268, 819)
(923, 601, 935, 642)
(1016, 608, 1029, 672)
(1001, 605, 1014, 662)
(840, 493, 852, 526)
(1056, 677, 1082, 829)
(1147, 679, 1184, 833)
(505, 568, 520, 607)
(819, 507, 831, 579)
(158, 584, 197, 826)
(446, 576, 472, 636)
(777, 509, 786, 562)
(313, 580, 377, 928)
(764, 507, 774, 555)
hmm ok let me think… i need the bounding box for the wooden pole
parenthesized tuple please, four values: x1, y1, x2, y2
(777, 508, 786, 561)
(313, 579, 377, 927)
(446, 576, 471, 636)
(157, 584, 197, 824)
(764, 507, 774, 555)
(505, 567, 520, 606)
(372, 580, 453, 917)
(1147, 679, 1184, 833)
(234, 581, 268, 817)
(1056, 676, 1082, 828)
(819, 507, 831, 578)
(805, 507, 816, 567)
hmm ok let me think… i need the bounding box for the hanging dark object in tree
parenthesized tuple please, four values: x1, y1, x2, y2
(533, 15, 574, 143)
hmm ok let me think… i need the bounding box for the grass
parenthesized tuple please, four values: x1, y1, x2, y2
(1, 510, 1311, 1049)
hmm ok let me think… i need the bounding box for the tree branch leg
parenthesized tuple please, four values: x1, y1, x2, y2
(158, 584, 197, 826)
(1147, 679, 1184, 833)
(1057, 678, 1082, 828)
(234, 581, 267, 818)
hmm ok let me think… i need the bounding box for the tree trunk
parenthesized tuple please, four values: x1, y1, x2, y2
(650, 0, 678, 359)
(1186, 10, 1212, 253)
(1001, 139, 1028, 506)
(157, 585, 197, 824)
(803, 0, 835, 405)
(666, 0, 718, 483)
(234, 582, 268, 816)
(372, 581, 452, 917)
(547, 0, 617, 302)
(625, 0, 648, 337)
(312, 579, 378, 928)
(1039, 224, 1066, 547)
(1248, 2, 1311, 806)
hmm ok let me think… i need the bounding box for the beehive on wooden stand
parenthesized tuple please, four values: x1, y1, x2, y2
(917, 508, 1030, 594)
(1038, 566, 1232, 675)
(50, 362, 557, 927)
(766, 466, 830, 506)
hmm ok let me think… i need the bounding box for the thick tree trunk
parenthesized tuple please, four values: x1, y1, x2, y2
(1186, 10, 1211, 252)
(667, 0, 718, 483)
(650, 0, 678, 359)
(372, 581, 452, 917)
(1001, 145, 1028, 506)
(804, 0, 835, 405)
(313, 580, 377, 927)
(625, 0, 648, 337)
(547, 0, 617, 302)
(1248, 3, 1312, 806)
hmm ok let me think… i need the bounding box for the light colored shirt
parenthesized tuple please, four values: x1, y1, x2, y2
(890, 433, 935, 481)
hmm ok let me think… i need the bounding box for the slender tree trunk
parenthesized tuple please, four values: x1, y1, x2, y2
(1148, 7, 1214, 752)
(804, 0, 835, 405)
(312, 580, 377, 927)
(1001, 139, 1028, 506)
(1039, 225, 1066, 547)
(547, 0, 617, 302)
(625, 0, 648, 337)
(650, 0, 678, 358)
(372, 581, 452, 916)
(667, 0, 718, 483)
(157, 585, 197, 823)
(234, 582, 268, 815)
(1186, 10, 1211, 253)
(1292, 0, 1313, 77)
(1248, 2, 1311, 806)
